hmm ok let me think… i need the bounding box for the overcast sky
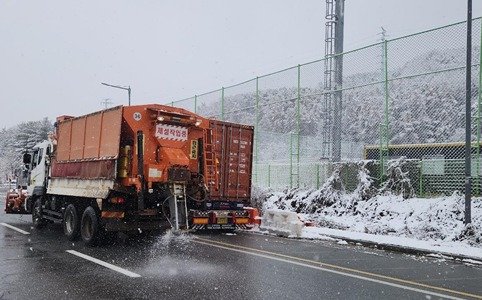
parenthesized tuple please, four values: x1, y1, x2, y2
(1, 0, 481, 128)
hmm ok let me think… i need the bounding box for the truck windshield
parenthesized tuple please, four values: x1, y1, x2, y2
(32, 150, 39, 168)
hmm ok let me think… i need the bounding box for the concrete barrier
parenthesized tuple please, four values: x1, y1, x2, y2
(260, 209, 304, 237)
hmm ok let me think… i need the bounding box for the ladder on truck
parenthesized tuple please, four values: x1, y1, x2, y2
(169, 182, 189, 231)
(203, 128, 219, 191)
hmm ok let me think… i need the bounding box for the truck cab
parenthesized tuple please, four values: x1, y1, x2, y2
(5, 140, 51, 215)
(24, 140, 52, 202)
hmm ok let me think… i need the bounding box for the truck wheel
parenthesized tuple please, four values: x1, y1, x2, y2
(81, 206, 100, 246)
(63, 204, 80, 241)
(32, 199, 46, 229)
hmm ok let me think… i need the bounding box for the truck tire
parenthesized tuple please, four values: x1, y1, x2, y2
(63, 204, 80, 241)
(81, 206, 100, 246)
(32, 198, 46, 229)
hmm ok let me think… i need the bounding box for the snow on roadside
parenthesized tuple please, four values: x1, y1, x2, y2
(261, 190, 482, 258)
(303, 226, 482, 260)
(256, 159, 482, 259)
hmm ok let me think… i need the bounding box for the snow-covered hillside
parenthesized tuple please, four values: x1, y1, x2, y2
(195, 46, 481, 159)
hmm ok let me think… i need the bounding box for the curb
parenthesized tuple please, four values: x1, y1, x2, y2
(311, 232, 482, 265)
(246, 228, 482, 265)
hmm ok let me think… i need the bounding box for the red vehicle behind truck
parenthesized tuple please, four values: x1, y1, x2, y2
(6, 104, 256, 245)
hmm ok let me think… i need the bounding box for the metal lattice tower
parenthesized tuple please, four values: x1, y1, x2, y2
(323, 0, 344, 161)
(322, 0, 336, 159)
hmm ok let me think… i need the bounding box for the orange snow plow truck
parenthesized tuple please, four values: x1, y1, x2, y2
(6, 104, 256, 245)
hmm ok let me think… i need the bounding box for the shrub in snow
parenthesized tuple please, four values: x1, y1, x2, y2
(456, 219, 482, 245)
(379, 157, 415, 199)
(259, 188, 311, 213)
(256, 160, 481, 248)
(305, 164, 345, 213)
(250, 185, 273, 211)
(353, 160, 378, 201)
(258, 161, 379, 216)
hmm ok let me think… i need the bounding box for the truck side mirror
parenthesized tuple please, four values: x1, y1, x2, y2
(23, 153, 31, 164)
(46, 145, 51, 155)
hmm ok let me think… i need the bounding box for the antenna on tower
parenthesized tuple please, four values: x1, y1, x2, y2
(380, 27, 387, 42)
(101, 98, 113, 109)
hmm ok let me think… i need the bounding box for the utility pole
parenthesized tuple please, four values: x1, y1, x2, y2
(464, 0, 472, 225)
(101, 82, 131, 106)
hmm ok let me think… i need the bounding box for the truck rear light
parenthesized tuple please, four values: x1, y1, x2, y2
(234, 218, 249, 224)
(109, 197, 125, 204)
(193, 217, 209, 224)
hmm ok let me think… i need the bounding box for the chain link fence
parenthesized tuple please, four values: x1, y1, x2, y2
(168, 18, 482, 196)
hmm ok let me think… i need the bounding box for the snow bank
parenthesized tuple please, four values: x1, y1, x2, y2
(259, 209, 304, 238)
(260, 160, 482, 253)
(264, 190, 481, 247)
(303, 226, 482, 260)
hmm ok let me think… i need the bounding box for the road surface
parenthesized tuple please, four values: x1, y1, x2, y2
(1, 206, 481, 299)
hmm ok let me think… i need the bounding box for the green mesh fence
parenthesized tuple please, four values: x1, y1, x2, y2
(169, 18, 482, 197)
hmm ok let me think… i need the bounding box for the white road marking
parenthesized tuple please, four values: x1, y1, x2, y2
(193, 239, 468, 300)
(0, 222, 30, 235)
(66, 250, 141, 278)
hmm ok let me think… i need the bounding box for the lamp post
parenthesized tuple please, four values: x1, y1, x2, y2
(464, 0, 472, 225)
(101, 82, 131, 106)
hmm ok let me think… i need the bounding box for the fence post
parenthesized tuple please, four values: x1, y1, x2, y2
(379, 39, 390, 179)
(476, 19, 482, 196)
(290, 66, 302, 188)
(290, 134, 293, 188)
(268, 164, 271, 188)
(419, 160, 424, 197)
(297, 64, 301, 187)
(316, 163, 320, 189)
